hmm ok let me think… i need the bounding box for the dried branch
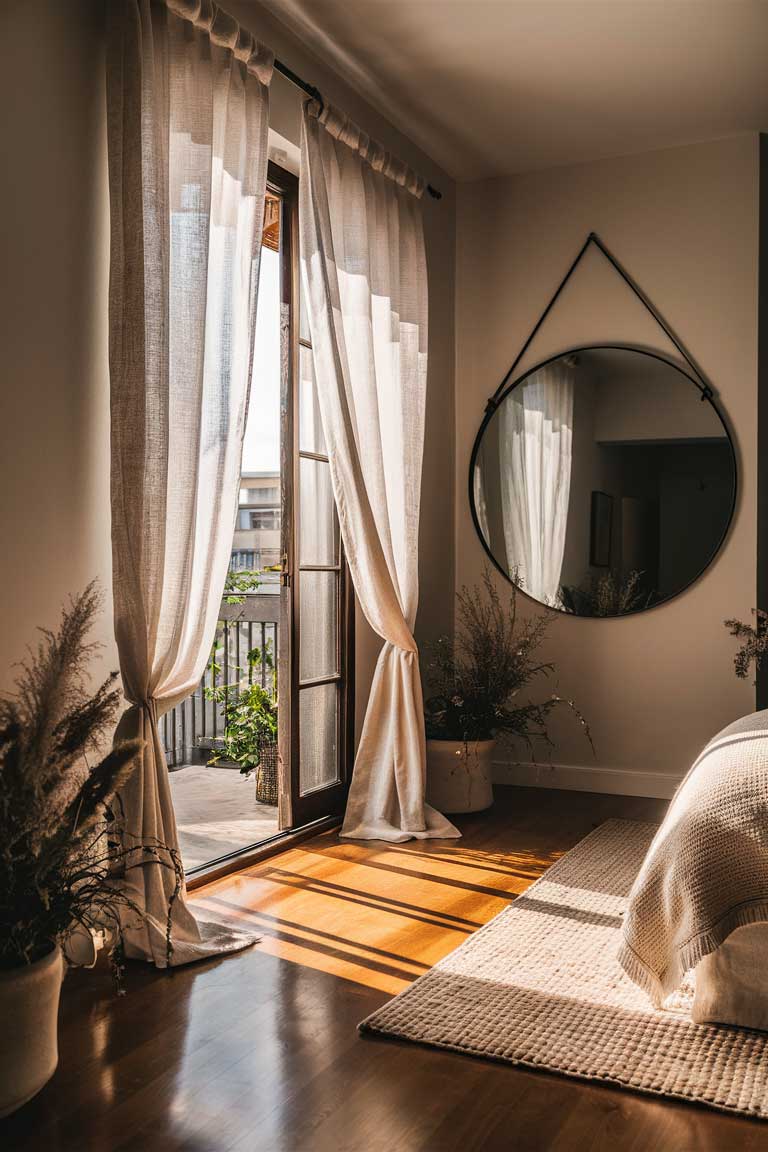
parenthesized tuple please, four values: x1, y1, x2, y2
(725, 609, 768, 681)
(0, 584, 176, 978)
(424, 567, 593, 752)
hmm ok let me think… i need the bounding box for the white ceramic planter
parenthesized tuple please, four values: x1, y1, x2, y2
(426, 739, 495, 813)
(0, 945, 63, 1117)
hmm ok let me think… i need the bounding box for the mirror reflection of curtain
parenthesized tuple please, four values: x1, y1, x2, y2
(473, 465, 490, 545)
(499, 361, 574, 605)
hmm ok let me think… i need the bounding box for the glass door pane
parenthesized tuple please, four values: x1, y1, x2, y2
(295, 431, 343, 799)
(289, 276, 351, 824)
(299, 571, 338, 682)
(299, 458, 337, 564)
(299, 684, 339, 794)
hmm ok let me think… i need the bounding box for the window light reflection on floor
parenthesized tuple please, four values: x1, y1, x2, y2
(190, 836, 560, 994)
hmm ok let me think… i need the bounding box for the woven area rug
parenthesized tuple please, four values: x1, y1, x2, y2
(361, 819, 768, 1120)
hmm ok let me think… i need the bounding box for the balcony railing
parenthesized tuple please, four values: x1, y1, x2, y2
(162, 592, 279, 768)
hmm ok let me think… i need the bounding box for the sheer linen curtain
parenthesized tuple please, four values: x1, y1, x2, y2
(300, 102, 459, 843)
(499, 362, 574, 606)
(106, 0, 272, 964)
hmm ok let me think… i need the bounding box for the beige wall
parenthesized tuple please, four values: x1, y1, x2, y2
(456, 136, 758, 785)
(0, 0, 115, 690)
(0, 0, 456, 742)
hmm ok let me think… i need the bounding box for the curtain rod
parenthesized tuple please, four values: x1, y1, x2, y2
(273, 58, 443, 201)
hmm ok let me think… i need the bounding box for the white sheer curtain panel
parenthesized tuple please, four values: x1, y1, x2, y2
(499, 362, 574, 606)
(300, 101, 459, 843)
(105, 0, 272, 964)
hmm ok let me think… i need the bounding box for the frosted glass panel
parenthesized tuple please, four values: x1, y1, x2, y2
(300, 571, 338, 681)
(300, 458, 337, 565)
(299, 346, 326, 455)
(299, 683, 338, 794)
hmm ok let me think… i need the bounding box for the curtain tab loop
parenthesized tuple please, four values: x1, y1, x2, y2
(165, 0, 275, 83)
(305, 99, 425, 199)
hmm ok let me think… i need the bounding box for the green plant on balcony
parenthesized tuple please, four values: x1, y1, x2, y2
(222, 568, 262, 604)
(221, 563, 282, 606)
(204, 570, 280, 803)
(204, 642, 277, 775)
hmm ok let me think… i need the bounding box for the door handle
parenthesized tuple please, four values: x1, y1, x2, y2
(263, 556, 290, 587)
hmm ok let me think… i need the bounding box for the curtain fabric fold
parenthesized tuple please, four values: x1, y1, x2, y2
(499, 362, 574, 606)
(299, 101, 459, 843)
(106, 0, 272, 964)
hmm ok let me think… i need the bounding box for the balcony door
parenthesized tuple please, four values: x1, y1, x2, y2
(165, 163, 352, 874)
(276, 163, 354, 830)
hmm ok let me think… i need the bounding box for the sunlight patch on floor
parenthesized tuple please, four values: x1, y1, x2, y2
(191, 831, 555, 993)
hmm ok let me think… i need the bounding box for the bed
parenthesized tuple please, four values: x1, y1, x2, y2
(618, 709, 768, 1031)
(692, 925, 768, 1028)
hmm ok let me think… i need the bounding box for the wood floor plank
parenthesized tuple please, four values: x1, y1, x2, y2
(3, 786, 766, 1151)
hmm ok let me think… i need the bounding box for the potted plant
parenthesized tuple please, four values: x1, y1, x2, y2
(0, 585, 180, 1116)
(423, 568, 591, 814)
(206, 641, 279, 805)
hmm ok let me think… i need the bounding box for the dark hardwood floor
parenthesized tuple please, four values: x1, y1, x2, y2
(5, 786, 767, 1151)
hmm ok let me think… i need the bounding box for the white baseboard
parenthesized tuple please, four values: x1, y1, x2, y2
(493, 758, 682, 799)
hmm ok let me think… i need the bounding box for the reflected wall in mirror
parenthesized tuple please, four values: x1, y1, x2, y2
(471, 347, 736, 616)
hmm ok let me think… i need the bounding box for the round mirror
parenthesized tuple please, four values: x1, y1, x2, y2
(470, 346, 736, 616)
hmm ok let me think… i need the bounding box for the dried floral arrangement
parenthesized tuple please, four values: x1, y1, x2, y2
(725, 609, 768, 682)
(0, 584, 181, 976)
(560, 569, 652, 617)
(424, 568, 592, 750)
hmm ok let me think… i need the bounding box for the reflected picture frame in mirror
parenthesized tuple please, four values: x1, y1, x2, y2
(469, 345, 737, 618)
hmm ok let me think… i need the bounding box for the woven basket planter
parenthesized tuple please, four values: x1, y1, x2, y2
(254, 741, 279, 806)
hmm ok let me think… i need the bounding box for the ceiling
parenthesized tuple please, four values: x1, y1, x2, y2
(260, 0, 768, 180)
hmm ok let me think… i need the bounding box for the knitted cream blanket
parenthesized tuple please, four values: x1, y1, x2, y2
(618, 709, 768, 1006)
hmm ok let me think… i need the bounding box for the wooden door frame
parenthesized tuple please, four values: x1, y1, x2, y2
(271, 160, 355, 831)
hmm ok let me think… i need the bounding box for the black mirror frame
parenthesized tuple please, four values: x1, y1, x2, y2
(467, 343, 738, 618)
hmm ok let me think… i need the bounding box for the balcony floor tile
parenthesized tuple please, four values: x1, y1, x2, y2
(169, 764, 278, 870)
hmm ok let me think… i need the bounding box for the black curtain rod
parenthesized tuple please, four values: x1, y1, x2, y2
(273, 58, 443, 201)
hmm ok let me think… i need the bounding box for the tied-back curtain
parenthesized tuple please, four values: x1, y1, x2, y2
(106, 0, 272, 964)
(300, 101, 459, 843)
(500, 362, 574, 606)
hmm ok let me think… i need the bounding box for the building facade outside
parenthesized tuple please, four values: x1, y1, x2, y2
(232, 470, 281, 593)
